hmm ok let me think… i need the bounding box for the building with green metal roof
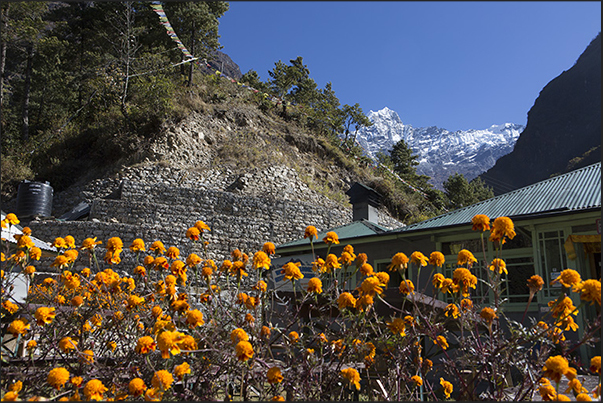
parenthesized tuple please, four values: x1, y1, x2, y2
(276, 162, 601, 362)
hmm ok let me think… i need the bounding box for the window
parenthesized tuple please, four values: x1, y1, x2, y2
(376, 261, 401, 289)
(501, 257, 535, 303)
(539, 230, 567, 298)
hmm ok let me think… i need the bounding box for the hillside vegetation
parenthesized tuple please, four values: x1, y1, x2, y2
(1, 1, 462, 224)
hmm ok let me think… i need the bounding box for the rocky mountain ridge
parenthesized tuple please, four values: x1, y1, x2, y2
(353, 107, 524, 189)
(479, 32, 601, 194)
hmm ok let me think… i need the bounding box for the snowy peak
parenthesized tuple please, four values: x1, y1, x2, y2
(353, 107, 524, 189)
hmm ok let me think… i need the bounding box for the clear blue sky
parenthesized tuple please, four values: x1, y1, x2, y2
(217, 1, 601, 132)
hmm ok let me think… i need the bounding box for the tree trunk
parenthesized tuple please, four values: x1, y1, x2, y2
(22, 44, 34, 142)
(0, 3, 9, 115)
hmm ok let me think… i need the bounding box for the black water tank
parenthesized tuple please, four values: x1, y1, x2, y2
(16, 180, 53, 219)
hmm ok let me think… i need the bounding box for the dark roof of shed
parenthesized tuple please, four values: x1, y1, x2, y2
(278, 219, 390, 248)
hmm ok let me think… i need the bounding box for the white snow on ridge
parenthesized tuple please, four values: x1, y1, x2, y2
(351, 107, 524, 189)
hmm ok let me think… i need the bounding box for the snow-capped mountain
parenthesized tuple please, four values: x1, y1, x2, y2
(352, 107, 524, 189)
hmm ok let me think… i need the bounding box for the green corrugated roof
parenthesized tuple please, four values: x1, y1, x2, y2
(397, 162, 601, 233)
(278, 219, 390, 248)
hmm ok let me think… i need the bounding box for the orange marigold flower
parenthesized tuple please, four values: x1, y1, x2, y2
(106, 237, 123, 253)
(231, 328, 249, 344)
(261, 326, 271, 339)
(355, 252, 368, 268)
(52, 237, 67, 249)
(411, 375, 423, 386)
(543, 355, 570, 384)
(527, 275, 545, 294)
(453, 268, 478, 297)
(230, 261, 248, 278)
(480, 307, 498, 324)
(471, 214, 490, 232)
(61, 270, 81, 290)
(457, 249, 477, 267)
(386, 317, 406, 336)
(548, 296, 578, 319)
(157, 330, 186, 359)
(3, 300, 19, 315)
(24, 265, 36, 276)
(434, 335, 449, 350)
(263, 242, 276, 255)
(253, 251, 271, 270)
(360, 263, 374, 276)
(166, 246, 180, 260)
(103, 249, 121, 265)
(7, 319, 30, 337)
(566, 379, 589, 395)
(338, 292, 357, 310)
(572, 279, 601, 306)
(26, 340, 37, 351)
(253, 280, 267, 293)
(30, 246, 41, 260)
(388, 252, 409, 271)
(445, 304, 460, 319)
(341, 368, 361, 390)
(489, 258, 507, 275)
(489, 216, 516, 243)
(235, 340, 254, 361)
(339, 251, 355, 266)
(80, 237, 102, 250)
(589, 356, 601, 374)
(71, 296, 84, 307)
(5, 213, 19, 225)
(186, 227, 200, 241)
(356, 294, 374, 311)
(281, 261, 304, 281)
(323, 231, 339, 245)
(133, 265, 146, 277)
(399, 279, 415, 295)
(304, 225, 318, 240)
(360, 276, 384, 297)
(136, 336, 156, 354)
(81, 267, 90, 277)
(154, 256, 169, 271)
(324, 254, 341, 272)
(129, 238, 145, 252)
(375, 271, 390, 287)
(440, 378, 453, 399)
(576, 393, 593, 401)
(288, 331, 300, 343)
(51, 254, 71, 269)
(174, 362, 191, 380)
(186, 309, 204, 328)
(267, 367, 284, 384)
(429, 251, 445, 267)
(152, 369, 174, 392)
(432, 273, 446, 288)
(128, 378, 147, 397)
(8, 381, 22, 394)
(63, 235, 75, 248)
(59, 337, 78, 353)
(271, 396, 285, 401)
(307, 277, 323, 294)
(194, 220, 211, 233)
(219, 259, 232, 272)
(460, 298, 473, 311)
(410, 251, 429, 267)
(149, 241, 166, 255)
(80, 349, 94, 364)
(16, 234, 35, 249)
(551, 269, 582, 288)
(47, 367, 70, 390)
(35, 307, 56, 325)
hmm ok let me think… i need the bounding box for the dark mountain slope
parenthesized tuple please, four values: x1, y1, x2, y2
(480, 33, 601, 195)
